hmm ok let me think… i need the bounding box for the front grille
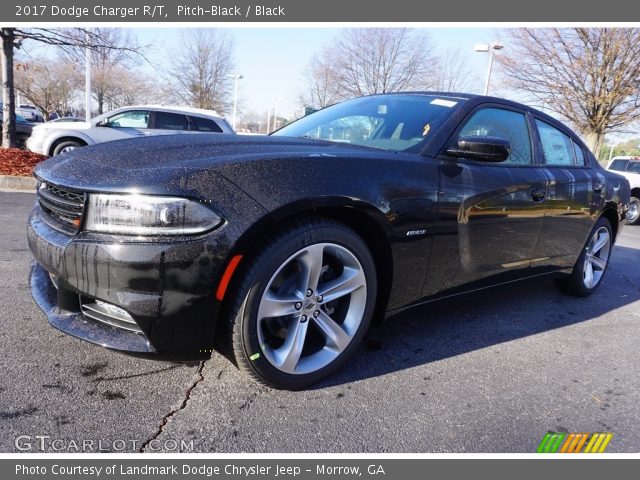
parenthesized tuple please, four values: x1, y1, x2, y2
(79, 296, 143, 333)
(37, 182, 85, 234)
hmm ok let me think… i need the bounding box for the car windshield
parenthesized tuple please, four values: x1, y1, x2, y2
(627, 162, 640, 173)
(273, 94, 465, 152)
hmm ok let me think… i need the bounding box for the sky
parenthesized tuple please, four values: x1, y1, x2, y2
(131, 27, 504, 116)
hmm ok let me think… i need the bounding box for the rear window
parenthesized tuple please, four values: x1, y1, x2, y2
(572, 141, 587, 166)
(155, 112, 189, 131)
(190, 116, 223, 133)
(536, 120, 575, 166)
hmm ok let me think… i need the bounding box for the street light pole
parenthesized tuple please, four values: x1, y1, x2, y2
(474, 42, 504, 96)
(85, 30, 91, 121)
(227, 74, 243, 130)
(270, 97, 282, 133)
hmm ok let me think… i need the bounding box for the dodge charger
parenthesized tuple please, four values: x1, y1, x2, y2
(28, 93, 630, 389)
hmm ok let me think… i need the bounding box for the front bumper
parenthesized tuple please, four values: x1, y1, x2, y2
(28, 204, 230, 354)
(26, 134, 46, 155)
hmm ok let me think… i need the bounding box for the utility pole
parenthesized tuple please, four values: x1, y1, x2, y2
(85, 30, 91, 121)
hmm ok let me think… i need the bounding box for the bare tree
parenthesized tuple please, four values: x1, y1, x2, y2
(110, 70, 172, 108)
(15, 56, 81, 120)
(61, 29, 145, 114)
(432, 48, 478, 93)
(498, 28, 640, 154)
(302, 28, 436, 108)
(168, 29, 235, 112)
(1, 27, 145, 148)
(300, 51, 342, 110)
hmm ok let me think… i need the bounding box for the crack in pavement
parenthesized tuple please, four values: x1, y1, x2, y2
(139, 360, 207, 453)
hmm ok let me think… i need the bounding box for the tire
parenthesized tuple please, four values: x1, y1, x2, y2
(52, 140, 83, 156)
(222, 218, 377, 389)
(553, 217, 613, 297)
(625, 197, 640, 225)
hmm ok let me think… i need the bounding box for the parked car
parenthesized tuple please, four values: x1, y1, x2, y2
(16, 104, 44, 122)
(0, 111, 35, 147)
(606, 156, 640, 224)
(27, 105, 235, 156)
(28, 93, 630, 389)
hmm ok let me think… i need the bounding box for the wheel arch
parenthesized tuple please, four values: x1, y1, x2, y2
(630, 187, 640, 199)
(599, 204, 621, 240)
(47, 135, 90, 156)
(227, 197, 394, 326)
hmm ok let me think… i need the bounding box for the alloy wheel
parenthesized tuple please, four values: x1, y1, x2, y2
(627, 201, 639, 224)
(256, 242, 367, 375)
(582, 226, 611, 289)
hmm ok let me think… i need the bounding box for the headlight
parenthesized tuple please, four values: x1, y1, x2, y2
(85, 194, 222, 235)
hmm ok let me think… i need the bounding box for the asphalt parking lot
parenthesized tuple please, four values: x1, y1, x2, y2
(1, 190, 639, 453)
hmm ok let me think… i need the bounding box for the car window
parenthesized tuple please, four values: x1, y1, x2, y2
(190, 116, 223, 133)
(609, 159, 629, 171)
(573, 141, 587, 166)
(627, 162, 640, 173)
(274, 94, 464, 152)
(536, 120, 575, 166)
(106, 110, 150, 128)
(155, 112, 189, 131)
(458, 108, 532, 165)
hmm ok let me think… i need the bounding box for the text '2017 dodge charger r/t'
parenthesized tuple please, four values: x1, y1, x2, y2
(28, 93, 630, 389)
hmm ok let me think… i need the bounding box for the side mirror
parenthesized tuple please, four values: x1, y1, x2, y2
(96, 120, 108, 127)
(446, 135, 511, 162)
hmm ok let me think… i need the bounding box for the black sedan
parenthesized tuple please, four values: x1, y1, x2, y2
(28, 93, 630, 389)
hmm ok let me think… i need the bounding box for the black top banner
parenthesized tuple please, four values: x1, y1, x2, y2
(3, 0, 640, 22)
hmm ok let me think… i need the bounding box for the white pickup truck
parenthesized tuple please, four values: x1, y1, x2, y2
(607, 156, 640, 224)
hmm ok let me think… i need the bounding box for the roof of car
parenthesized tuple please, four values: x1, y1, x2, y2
(116, 105, 224, 119)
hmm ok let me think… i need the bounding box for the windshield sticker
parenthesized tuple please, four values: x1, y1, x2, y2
(430, 99, 458, 108)
(423, 124, 431, 136)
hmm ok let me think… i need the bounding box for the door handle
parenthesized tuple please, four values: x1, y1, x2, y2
(531, 188, 545, 202)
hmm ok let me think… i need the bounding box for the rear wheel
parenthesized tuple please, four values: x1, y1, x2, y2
(626, 197, 640, 225)
(553, 217, 613, 297)
(223, 218, 377, 389)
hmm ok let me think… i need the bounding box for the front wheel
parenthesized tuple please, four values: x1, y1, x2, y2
(223, 218, 377, 389)
(553, 217, 613, 297)
(52, 140, 83, 156)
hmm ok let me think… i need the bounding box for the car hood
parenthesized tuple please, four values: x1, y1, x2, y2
(33, 133, 382, 191)
(33, 121, 93, 132)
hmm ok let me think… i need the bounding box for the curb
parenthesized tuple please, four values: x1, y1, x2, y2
(0, 175, 37, 192)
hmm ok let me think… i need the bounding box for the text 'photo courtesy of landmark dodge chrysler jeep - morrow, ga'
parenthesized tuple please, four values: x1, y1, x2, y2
(28, 93, 630, 389)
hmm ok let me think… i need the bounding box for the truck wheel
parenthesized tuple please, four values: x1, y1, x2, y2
(626, 197, 640, 225)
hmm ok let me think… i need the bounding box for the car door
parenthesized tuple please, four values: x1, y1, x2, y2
(424, 105, 548, 297)
(91, 109, 152, 143)
(149, 111, 192, 137)
(532, 119, 602, 270)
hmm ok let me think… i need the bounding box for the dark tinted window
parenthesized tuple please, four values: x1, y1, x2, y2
(155, 112, 189, 131)
(458, 108, 532, 165)
(609, 159, 630, 171)
(190, 116, 223, 132)
(573, 141, 587, 166)
(536, 120, 574, 166)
